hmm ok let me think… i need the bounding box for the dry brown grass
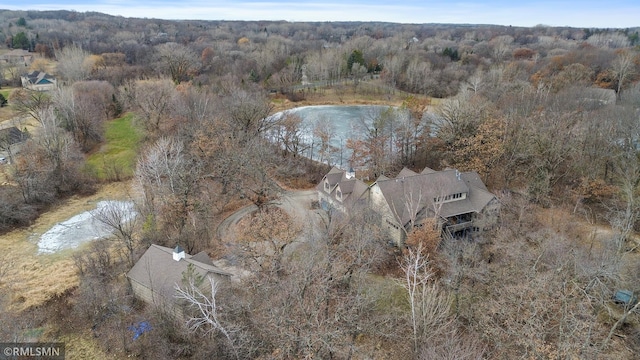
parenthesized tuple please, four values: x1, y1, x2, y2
(0, 105, 15, 121)
(0, 181, 133, 311)
(60, 334, 116, 360)
(270, 80, 431, 112)
(536, 205, 613, 247)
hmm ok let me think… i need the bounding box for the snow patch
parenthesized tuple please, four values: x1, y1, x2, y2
(37, 200, 136, 254)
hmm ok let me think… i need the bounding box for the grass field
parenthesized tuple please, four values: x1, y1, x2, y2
(86, 113, 142, 181)
(0, 88, 10, 100)
(0, 88, 17, 120)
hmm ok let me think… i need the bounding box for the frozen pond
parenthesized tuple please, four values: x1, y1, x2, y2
(37, 200, 136, 254)
(271, 105, 398, 167)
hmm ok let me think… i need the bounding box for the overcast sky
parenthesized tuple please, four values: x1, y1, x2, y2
(4, 1, 639, 28)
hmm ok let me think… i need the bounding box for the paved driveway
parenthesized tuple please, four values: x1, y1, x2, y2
(216, 189, 318, 240)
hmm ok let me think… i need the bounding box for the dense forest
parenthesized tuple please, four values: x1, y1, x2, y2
(1, 9, 640, 359)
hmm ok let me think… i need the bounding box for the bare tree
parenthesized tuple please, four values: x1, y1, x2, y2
(273, 112, 308, 158)
(174, 275, 238, 359)
(430, 91, 487, 145)
(127, 79, 176, 136)
(394, 105, 425, 166)
(348, 107, 395, 177)
(602, 301, 640, 351)
(312, 116, 335, 164)
(53, 81, 115, 152)
(233, 207, 301, 272)
(418, 328, 485, 360)
(155, 42, 200, 84)
(221, 87, 275, 143)
(9, 88, 52, 124)
(611, 49, 638, 99)
(399, 242, 452, 355)
(91, 201, 138, 265)
(465, 70, 485, 93)
(11, 107, 87, 203)
(55, 44, 92, 83)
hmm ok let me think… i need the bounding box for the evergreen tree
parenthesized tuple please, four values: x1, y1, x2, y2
(12, 32, 29, 50)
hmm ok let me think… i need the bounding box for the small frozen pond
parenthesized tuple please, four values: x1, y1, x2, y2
(37, 200, 136, 254)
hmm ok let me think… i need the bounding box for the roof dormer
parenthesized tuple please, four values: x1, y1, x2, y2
(336, 186, 343, 202)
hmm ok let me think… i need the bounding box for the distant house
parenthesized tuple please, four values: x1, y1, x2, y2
(0, 49, 33, 65)
(317, 166, 500, 245)
(0, 127, 29, 147)
(127, 245, 232, 313)
(21, 71, 57, 91)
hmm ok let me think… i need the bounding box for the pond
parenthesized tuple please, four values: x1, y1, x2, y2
(271, 105, 401, 168)
(36, 200, 136, 254)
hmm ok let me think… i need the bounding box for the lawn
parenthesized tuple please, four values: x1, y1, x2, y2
(86, 113, 141, 181)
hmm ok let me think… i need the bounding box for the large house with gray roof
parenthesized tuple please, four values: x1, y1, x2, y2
(317, 166, 500, 245)
(127, 245, 232, 313)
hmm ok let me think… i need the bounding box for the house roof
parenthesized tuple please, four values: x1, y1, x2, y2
(336, 178, 369, 206)
(374, 168, 495, 226)
(22, 71, 56, 85)
(325, 166, 344, 185)
(317, 167, 370, 208)
(0, 127, 29, 145)
(397, 167, 419, 178)
(127, 244, 231, 301)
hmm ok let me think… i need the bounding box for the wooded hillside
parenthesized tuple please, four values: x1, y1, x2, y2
(0, 9, 639, 359)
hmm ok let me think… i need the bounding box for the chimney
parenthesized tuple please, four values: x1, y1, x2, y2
(173, 245, 185, 261)
(455, 169, 461, 181)
(346, 166, 355, 179)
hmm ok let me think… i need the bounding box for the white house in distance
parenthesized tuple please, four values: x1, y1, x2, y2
(317, 166, 500, 245)
(20, 71, 57, 91)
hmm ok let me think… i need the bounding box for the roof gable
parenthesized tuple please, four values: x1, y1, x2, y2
(397, 167, 419, 178)
(23, 71, 56, 84)
(318, 167, 370, 207)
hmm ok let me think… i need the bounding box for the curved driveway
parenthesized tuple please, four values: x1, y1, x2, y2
(216, 189, 317, 240)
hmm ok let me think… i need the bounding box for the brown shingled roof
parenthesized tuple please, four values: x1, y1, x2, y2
(374, 168, 494, 226)
(397, 167, 419, 178)
(127, 245, 231, 301)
